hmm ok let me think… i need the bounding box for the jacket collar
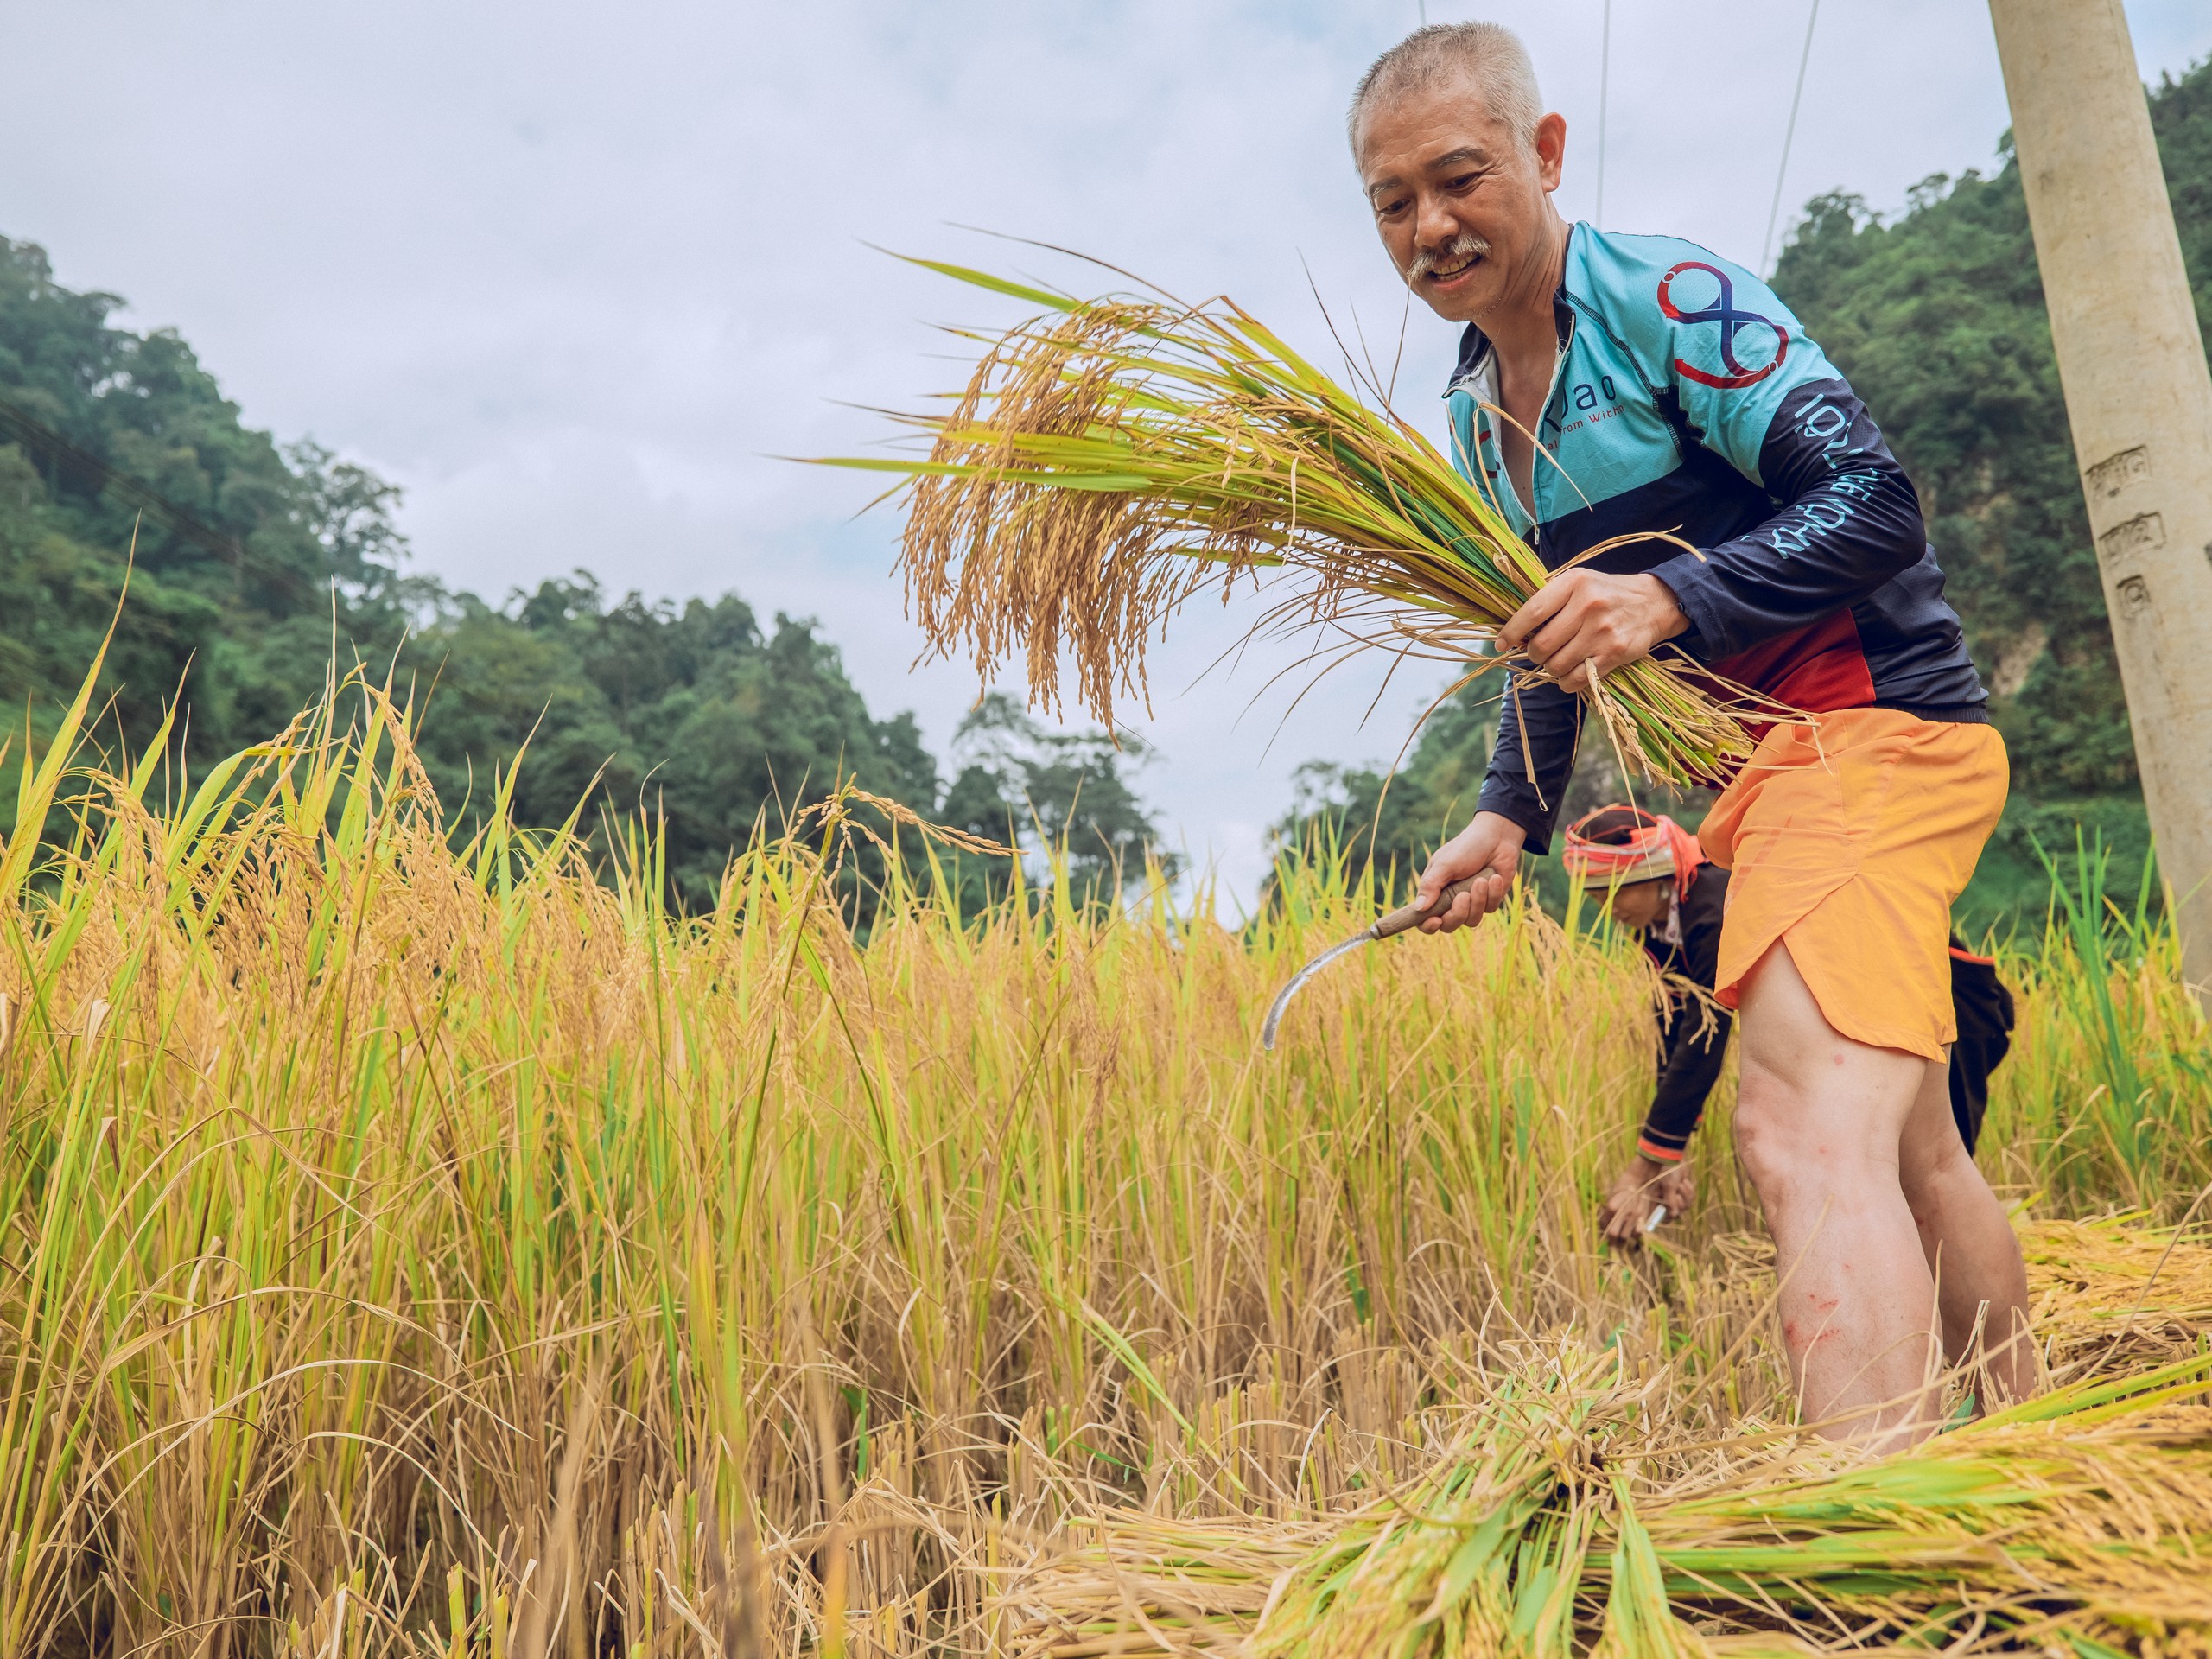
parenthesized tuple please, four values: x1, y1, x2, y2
(1443, 223, 1586, 398)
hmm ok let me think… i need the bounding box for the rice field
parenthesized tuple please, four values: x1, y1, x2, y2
(3, 669, 2209, 1656)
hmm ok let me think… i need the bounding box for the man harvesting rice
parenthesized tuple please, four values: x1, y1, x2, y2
(1357, 22, 2035, 1440)
(1558, 805, 2015, 1248)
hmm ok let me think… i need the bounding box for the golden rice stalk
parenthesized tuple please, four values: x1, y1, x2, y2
(2018, 1214, 2212, 1375)
(821, 259, 1768, 790)
(1244, 1349, 1624, 1659)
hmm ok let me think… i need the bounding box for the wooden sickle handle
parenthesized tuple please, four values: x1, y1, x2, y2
(1371, 875, 1486, 941)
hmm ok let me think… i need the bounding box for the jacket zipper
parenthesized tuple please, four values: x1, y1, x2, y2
(1526, 312, 1576, 530)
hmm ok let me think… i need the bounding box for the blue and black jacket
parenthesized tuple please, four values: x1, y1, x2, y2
(1449, 225, 1986, 852)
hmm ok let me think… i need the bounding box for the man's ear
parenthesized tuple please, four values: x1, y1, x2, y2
(1535, 111, 1567, 194)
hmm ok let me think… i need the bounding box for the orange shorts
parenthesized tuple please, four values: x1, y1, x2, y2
(1697, 708, 2007, 1062)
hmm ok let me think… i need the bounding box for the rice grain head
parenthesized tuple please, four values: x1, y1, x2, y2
(821, 258, 1778, 788)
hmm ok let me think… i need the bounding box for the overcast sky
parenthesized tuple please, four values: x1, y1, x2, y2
(4, 2, 2209, 913)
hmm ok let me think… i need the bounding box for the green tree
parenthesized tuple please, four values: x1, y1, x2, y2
(353, 576, 947, 910)
(940, 692, 1180, 903)
(1269, 683, 1497, 899)
(0, 237, 416, 749)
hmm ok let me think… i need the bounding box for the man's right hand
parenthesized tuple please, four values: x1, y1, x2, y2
(1599, 1155, 1696, 1244)
(1414, 811, 1527, 934)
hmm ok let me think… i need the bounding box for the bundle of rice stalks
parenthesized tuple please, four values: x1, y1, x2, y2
(995, 1350, 2212, 1657)
(993, 1348, 1637, 1659)
(823, 259, 1763, 789)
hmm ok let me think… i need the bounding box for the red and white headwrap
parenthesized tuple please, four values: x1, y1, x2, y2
(1560, 806, 1707, 906)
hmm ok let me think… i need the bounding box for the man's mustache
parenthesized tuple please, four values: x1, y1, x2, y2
(1408, 232, 1491, 280)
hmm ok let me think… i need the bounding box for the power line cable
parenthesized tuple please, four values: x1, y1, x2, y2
(1596, 0, 1612, 229)
(0, 397, 313, 601)
(1761, 0, 1821, 273)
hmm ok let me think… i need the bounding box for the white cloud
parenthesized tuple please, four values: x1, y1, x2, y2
(4, 0, 2208, 912)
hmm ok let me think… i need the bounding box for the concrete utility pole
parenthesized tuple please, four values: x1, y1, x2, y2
(1988, 0, 2212, 1009)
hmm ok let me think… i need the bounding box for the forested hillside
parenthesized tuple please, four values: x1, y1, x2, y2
(1280, 56, 2209, 934)
(0, 238, 1163, 908)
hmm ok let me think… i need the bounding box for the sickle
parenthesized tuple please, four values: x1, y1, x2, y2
(1260, 876, 1484, 1052)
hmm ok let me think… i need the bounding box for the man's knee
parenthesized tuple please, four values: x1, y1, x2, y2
(1732, 1073, 1846, 1202)
(1731, 1075, 1800, 1193)
(1732, 1066, 1900, 1206)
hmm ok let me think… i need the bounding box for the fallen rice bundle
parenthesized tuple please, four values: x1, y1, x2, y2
(995, 1350, 2212, 1657)
(827, 259, 1763, 788)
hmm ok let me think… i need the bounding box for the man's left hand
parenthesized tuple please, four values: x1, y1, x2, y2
(1499, 569, 1690, 695)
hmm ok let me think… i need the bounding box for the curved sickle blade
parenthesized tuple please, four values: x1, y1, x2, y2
(1260, 928, 1376, 1052)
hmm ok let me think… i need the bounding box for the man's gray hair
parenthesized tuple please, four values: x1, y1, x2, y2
(1347, 22, 1543, 156)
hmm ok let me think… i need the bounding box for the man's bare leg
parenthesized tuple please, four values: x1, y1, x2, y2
(1897, 1058, 2037, 1407)
(1732, 941, 1944, 1444)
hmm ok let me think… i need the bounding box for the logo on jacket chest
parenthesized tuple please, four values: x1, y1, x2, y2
(1548, 374, 1624, 439)
(1656, 260, 1789, 389)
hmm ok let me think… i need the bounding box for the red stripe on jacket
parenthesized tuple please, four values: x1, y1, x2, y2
(1707, 608, 1878, 715)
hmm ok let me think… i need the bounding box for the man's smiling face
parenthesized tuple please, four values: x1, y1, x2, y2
(1356, 80, 1567, 324)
